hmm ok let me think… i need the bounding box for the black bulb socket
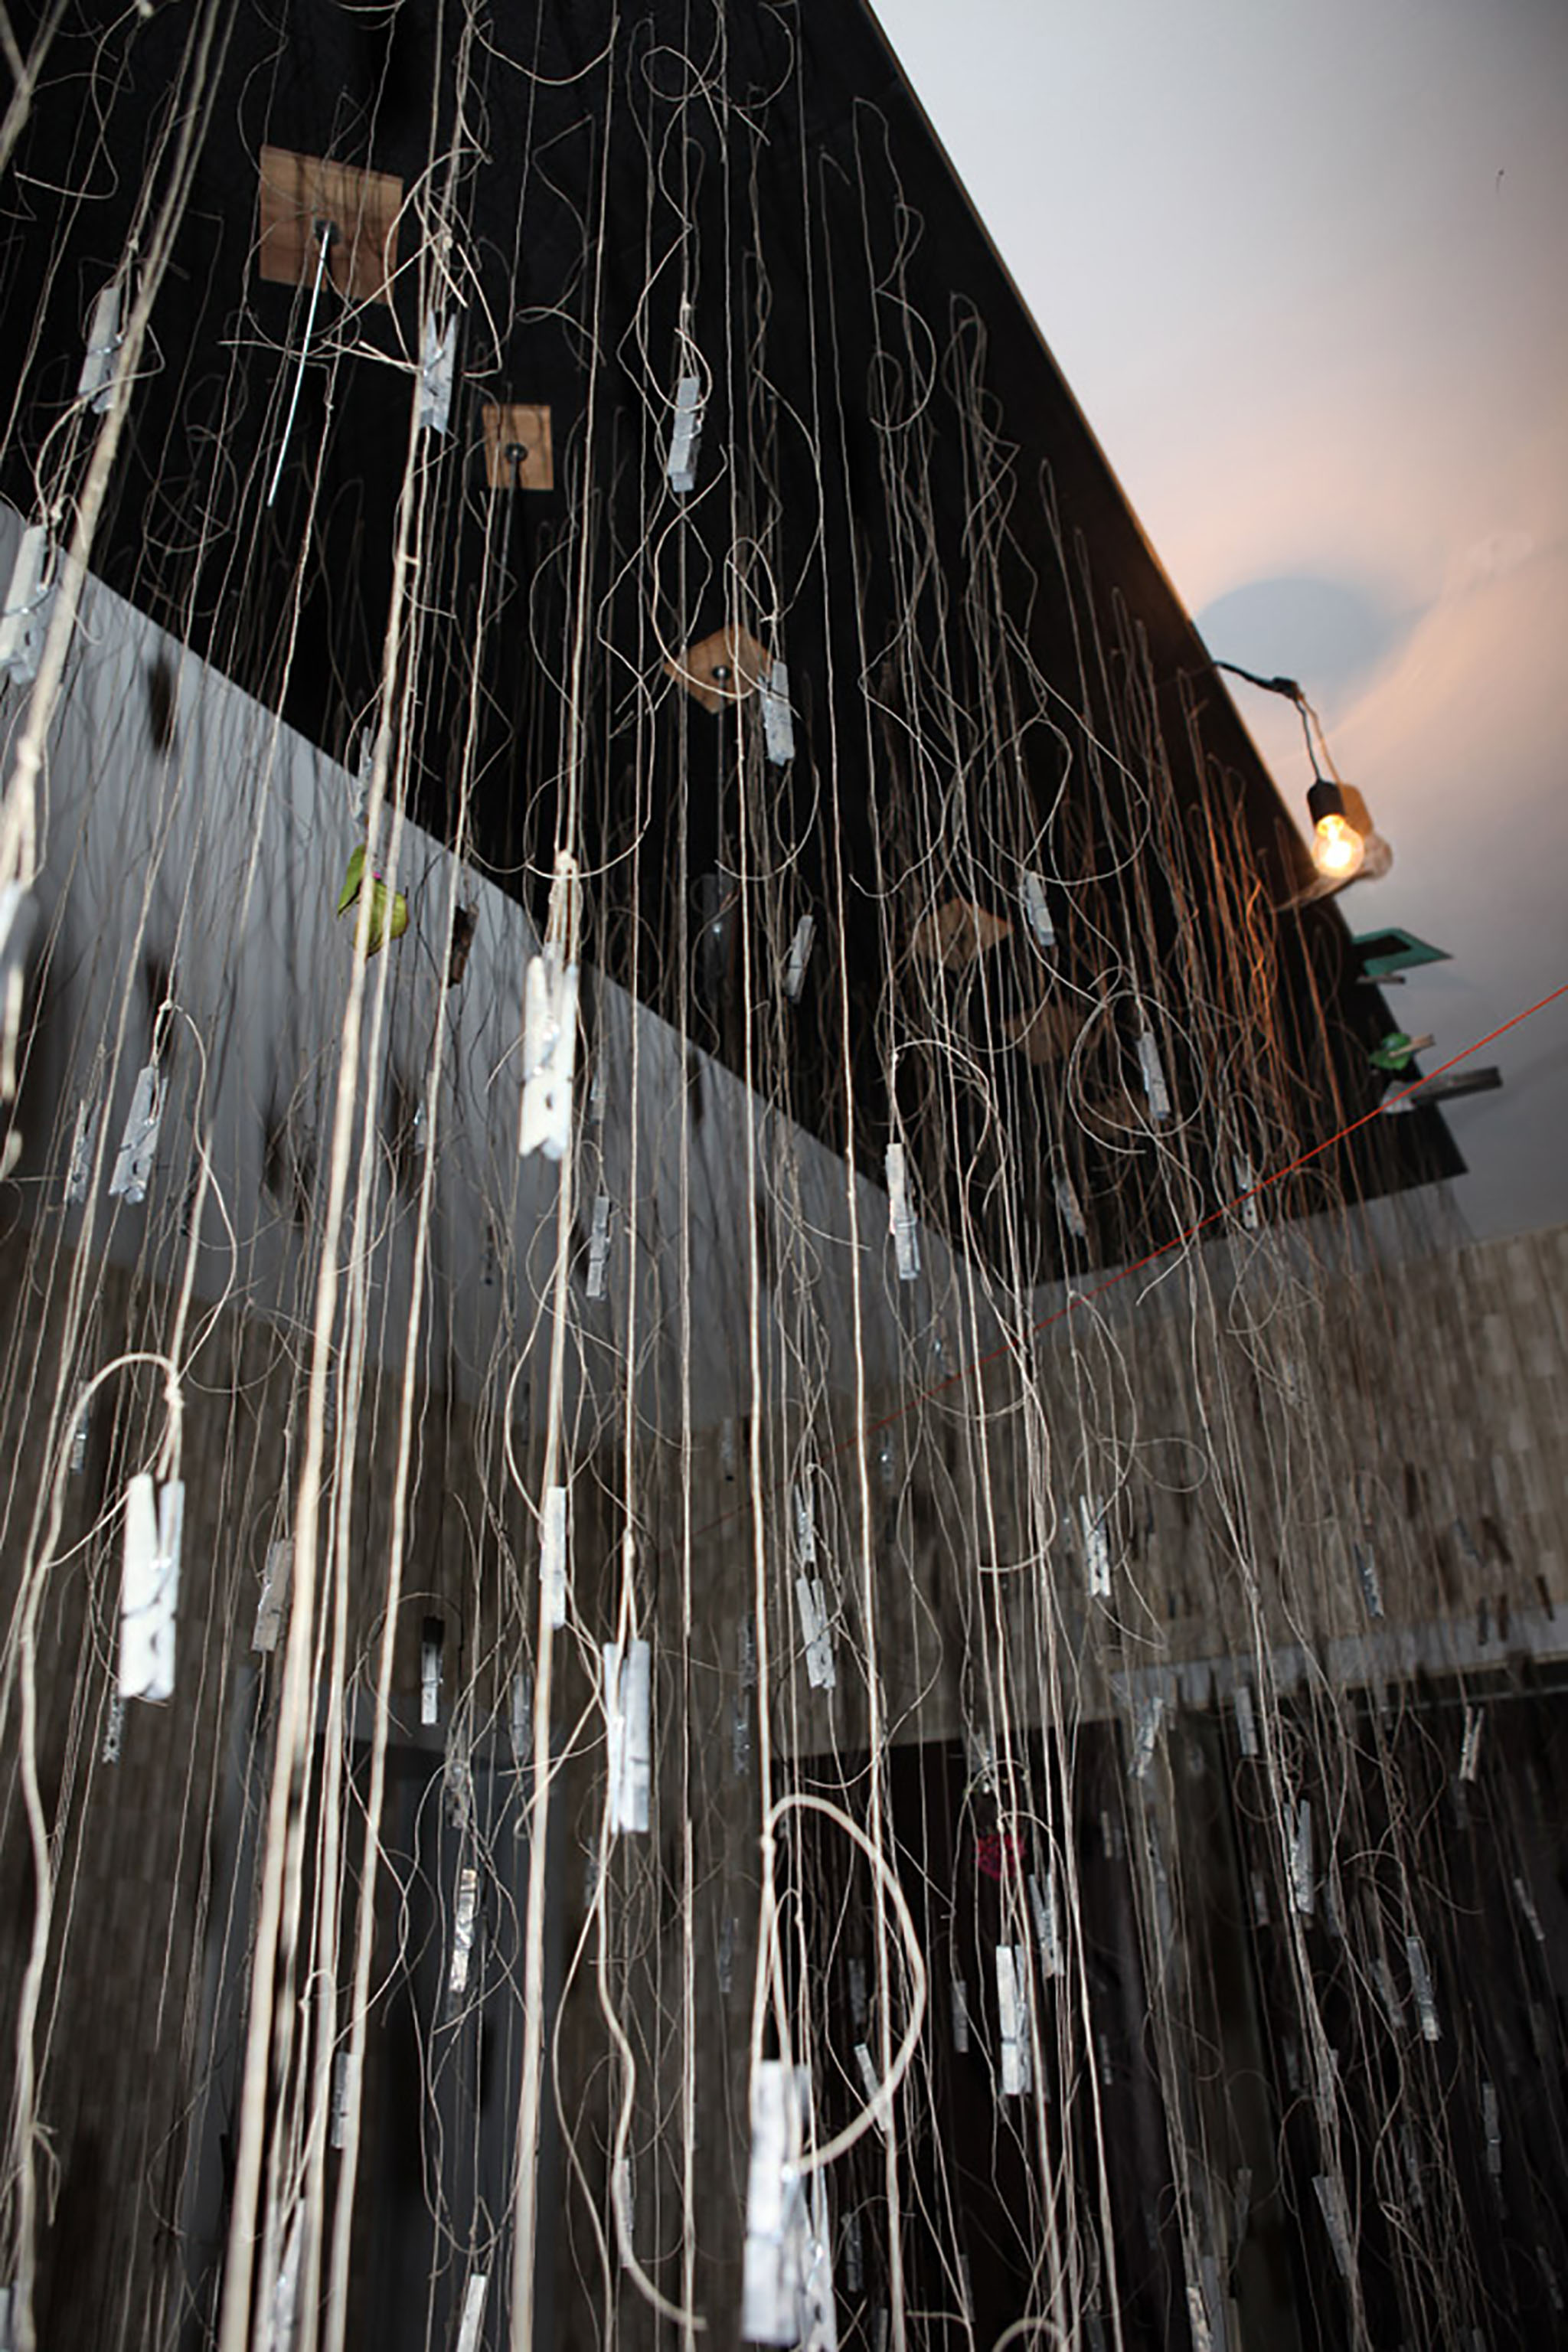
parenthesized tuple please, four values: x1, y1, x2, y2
(1307, 776, 1346, 827)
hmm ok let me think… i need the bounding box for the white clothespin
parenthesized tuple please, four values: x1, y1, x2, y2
(794, 1480, 816, 1567)
(1459, 1704, 1483, 1783)
(1233, 1152, 1261, 1231)
(1080, 1494, 1111, 1599)
(541, 1483, 567, 1628)
(852, 2041, 882, 2129)
(65, 1093, 100, 1204)
(77, 281, 125, 411)
(1354, 1542, 1384, 1619)
(446, 1864, 479, 2007)
(1406, 1932, 1440, 2040)
(417, 310, 456, 435)
(965, 1723, 998, 1795)
(784, 913, 815, 1001)
(1021, 868, 1054, 951)
(119, 1472, 183, 1701)
(740, 2063, 837, 2349)
(997, 1943, 1031, 2096)
(1289, 1799, 1314, 1917)
(253, 1537, 293, 1652)
(330, 2050, 355, 2149)
(951, 1978, 971, 2053)
(1030, 1869, 1061, 1976)
(586, 1191, 612, 1298)
(1312, 2176, 1353, 2282)
(1129, 1692, 1164, 1781)
(1137, 1024, 1171, 1121)
(511, 1669, 531, 1759)
(666, 371, 704, 493)
(100, 1693, 124, 1765)
(420, 1617, 443, 1725)
(603, 1637, 652, 1833)
(69, 1403, 90, 1475)
(1233, 1681, 1259, 1758)
(455, 2276, 488, 2352)
(761, 660, 795, 765)
(351, 725, 375, 822)
(885, 1143, 919, 1282)
(795, 1575, 835, 1690)
(519, 856, 580, 1162)
(109, 1061, 162, 1203)
(0, 524, 56, 686)
(269, 2207, 305, 2352)
(443, 1719, 474, 1832)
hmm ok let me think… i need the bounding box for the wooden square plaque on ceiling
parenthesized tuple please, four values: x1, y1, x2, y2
(481, 403, 555, 491)
(665, 623, 769, 714)
(257, 145, 403, 305)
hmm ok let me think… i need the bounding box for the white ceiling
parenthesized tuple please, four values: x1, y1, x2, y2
(875, 0, 1568, 1239)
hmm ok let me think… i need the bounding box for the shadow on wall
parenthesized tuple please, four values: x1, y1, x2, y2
(1197, 573, 1419, 708)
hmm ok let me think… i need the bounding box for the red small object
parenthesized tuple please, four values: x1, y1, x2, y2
(976, 1829, 1022, 1882)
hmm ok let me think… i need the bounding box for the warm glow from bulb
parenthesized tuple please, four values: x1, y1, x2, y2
(1312, 810, 1366, 880)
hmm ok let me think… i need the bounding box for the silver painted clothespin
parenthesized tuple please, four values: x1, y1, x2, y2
(1137, 1024, 1171, 1122)
(586, 1191, 612, 1298)
(997, 1943, 1031, 2096)
(77, 281, 126, 411)
(119, 1472, 184, 1701)
(109, 1061, 163, 1204)
(417, 310, 456, 434)
(1021, 868, 1054, 951)
(1081, 1494, 1112, 1599)
(0, 524, 56, 684)
(885, 1143, 919, 1281)
(541, 1484, 567, 1629)
(65, 1092, 100, 1205)
(761, 661, 795, 765)
(784, 914, 815, 1001)
(666, 372, 704, 493)
(253, 1537, 294, 1652)
(603, 1637, 652, 1832)
(519, 856, 580, 1162)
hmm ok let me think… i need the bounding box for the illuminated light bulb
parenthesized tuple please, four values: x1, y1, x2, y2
(1313, 810, 1364, 879)
(1306, 778, 1366, 881)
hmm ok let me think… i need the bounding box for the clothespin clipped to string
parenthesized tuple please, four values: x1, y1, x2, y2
(109, 1060, 163, 1203)
(996, 1943, 1032, 2095)
(335, 844, 408, 955)
(351, 724, 374, 822)
(417, 310, 456, 435)
(666, 371, 704, 493)
(0, 885, 37, 1177)
(760, 660, 795, 766)
(0, 524, 56, 685)
(77, 279, 128, 412)
(119, 1472, 184, 1701)
(885, 1142, 920, 1281)
(1136, 1018, 1171, 1121)
(1020, 868, 1054, 952)
(1370, 1029, 1433, 1074)
(602, 1637, 652, 1833)
(740, 2062, 837, 2348)
(519, 853, 580, 1161)
(784, 914, 815, 1002)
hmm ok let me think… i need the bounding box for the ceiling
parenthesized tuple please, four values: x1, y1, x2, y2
(0, 0, 1462, 1282)
(873, 0, 1568, 1240)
